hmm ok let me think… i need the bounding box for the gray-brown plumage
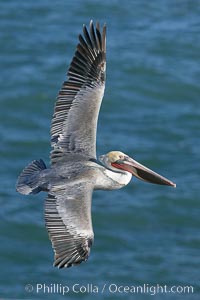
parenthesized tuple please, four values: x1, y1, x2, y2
(51, 21, 106, 162)
(16, 21, 176, 269)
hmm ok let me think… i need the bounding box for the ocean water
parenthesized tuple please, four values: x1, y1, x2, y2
(0, 1, 200, 299)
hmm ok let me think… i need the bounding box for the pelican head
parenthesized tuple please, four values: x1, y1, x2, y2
(99, 151, 176, 187)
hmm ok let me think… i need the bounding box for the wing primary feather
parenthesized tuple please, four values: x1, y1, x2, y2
(83, 24, 93, 49)
(90, 20, 98, 50)
(96, 21, 100, 32)
(96, 24, 102, 50)
(102, 23, 106, 52)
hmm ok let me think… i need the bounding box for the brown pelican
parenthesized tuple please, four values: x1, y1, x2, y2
(16, 21, 176, 269)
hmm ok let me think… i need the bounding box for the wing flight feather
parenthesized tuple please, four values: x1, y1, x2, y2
(45, 182, 94, 268)
(51, 21, 106, 163)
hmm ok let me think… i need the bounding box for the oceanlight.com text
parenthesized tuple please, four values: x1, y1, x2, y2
(25, 282, 194, 296)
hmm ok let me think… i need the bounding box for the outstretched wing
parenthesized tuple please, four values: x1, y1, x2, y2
(51, 21, 106, 164)
(45, 182, 94, 268)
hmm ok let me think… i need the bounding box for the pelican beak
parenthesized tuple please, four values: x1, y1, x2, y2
(114, 156, 176, 187)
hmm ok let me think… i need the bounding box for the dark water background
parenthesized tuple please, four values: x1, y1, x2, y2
(0, 1, 200, 299)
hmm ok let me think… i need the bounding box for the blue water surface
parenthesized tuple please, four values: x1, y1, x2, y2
(0, 1, 200, 299)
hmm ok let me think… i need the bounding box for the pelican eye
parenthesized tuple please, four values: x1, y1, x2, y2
(119, 154, 125, 159)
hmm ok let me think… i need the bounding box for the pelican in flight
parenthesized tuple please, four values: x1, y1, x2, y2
(16, 21, 176, 268)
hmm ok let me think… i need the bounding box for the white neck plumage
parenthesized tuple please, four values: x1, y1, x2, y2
(94, 168, 132, 191)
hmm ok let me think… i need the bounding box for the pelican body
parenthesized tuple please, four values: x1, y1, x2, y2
(16, 21, 176, 269)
